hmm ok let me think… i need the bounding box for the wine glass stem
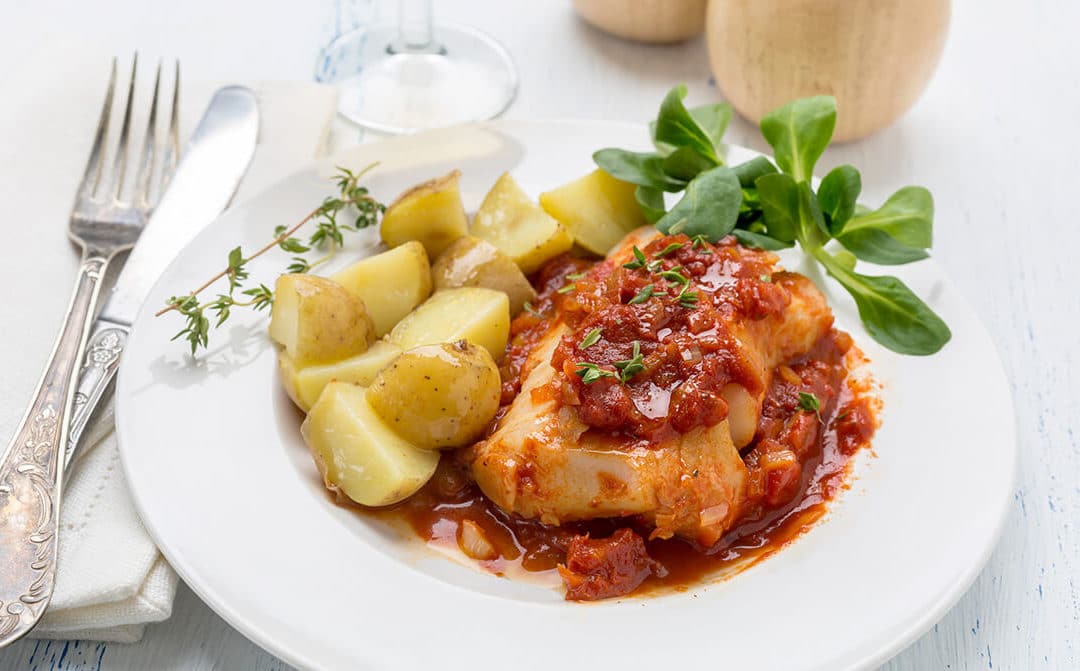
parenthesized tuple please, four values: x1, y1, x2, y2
(396, 0, 434, 52)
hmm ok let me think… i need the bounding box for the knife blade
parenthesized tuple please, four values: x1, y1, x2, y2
(65, 86, 259, 467)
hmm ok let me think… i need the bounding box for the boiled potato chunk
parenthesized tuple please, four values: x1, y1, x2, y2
(301, 382, 438, 506)
(432, 237, 536, 316)
(332, 242, 432, 336)
(388, 288, 509, 360)
(471, 173, 573, 273)
(380, 170, 468, 259)
(269, 274, 374, 365)
(366, 341, 501, 450)
(279, 340, 403, 413)
(539, 169, 647, 255)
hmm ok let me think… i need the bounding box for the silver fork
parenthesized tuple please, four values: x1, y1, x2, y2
(0, 56, 179, 647)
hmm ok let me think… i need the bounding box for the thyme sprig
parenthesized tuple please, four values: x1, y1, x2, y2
(575, 340, 646, 386)
(579, 328, 603, 349)
(160, 164, 385, 355)
(575, 362, 616, 384)
(622, 244, 701, 310)
(613, 341, 646, 383)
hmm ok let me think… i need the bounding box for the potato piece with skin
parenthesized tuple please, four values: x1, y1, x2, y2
(301, 382, 439, 506)
(269, 274, 374, 365)
(332, 242, 432, 336)
(366, 341, 501, 450)
(539, 169, 647, 255)
(432, 237, 537, 316)
(380, 170, 469, 259)
(388, 287, 510, 360)
(279, 340, 403, 413)
(471, 172, 573, 273)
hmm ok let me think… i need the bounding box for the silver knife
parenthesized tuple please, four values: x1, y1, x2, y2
(65, 86, 259, 467)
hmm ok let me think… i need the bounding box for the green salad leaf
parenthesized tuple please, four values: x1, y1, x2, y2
(820, 260, 951, 355)
(731, 156, 778, 188)
(834, 186, 933, 264)
(652, 85, 721, 165)
(732, 229, 793, 250)
(634, 185, 666, 224)
(688, 102, 733, 150)
(818, 165, 861, 231)
(662, 146, 716, 182)
(592, 149, 686, 192)
(760, 96, 837, 182)
(656, 166, 741, 240)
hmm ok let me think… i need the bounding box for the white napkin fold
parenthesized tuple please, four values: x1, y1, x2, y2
(31, 80, 339, 643)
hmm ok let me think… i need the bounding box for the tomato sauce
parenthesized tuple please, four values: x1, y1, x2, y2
(369, 236, 879, 600)
(547, 235, 788, 441)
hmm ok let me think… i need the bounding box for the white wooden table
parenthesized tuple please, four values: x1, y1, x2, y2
(1, 0, 1077, 668)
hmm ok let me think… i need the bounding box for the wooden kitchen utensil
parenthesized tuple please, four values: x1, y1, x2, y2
(706, 0, 950, 141)
(572, 0, 707, 44)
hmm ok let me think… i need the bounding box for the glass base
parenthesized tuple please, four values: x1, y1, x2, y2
(315, 22, 518, 134)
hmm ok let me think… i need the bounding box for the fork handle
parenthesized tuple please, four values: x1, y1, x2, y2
(0, 252, 109, 646)
(65, 319, 129, 471)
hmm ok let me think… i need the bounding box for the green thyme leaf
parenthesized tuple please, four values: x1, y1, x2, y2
(576, 362, 616, 384)
(655, 242, 684, 258)
(677, 289, 699, 308)
(579, 328, 603, 349)
(278, 237, 310, 254)
(798, 391, 820, 413)
(242, 284, 274, 311)
(613, 341, 646, 383)
(628, 284, 657, 305)
(658, 269, 690, 285)
(623, 245, 649, 270)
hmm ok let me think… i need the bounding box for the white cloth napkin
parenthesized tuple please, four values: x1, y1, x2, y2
(31, 80, 339, 643)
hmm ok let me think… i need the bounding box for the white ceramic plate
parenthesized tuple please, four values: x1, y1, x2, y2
(116, 120, 1015, 671)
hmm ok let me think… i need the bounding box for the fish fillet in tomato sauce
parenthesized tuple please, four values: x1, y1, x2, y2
(372, 231, 878, 601)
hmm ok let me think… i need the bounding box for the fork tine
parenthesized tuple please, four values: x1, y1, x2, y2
(105, 55, 138, 201)
(159, 62, 181, 194)
(78, 59, 117, 199)
(133, 62, 162, 207)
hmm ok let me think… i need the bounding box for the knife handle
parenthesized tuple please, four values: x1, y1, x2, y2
(0, 253, 108, 646)
(65, 320, 129, 471)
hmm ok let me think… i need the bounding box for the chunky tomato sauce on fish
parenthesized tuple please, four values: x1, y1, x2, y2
(372, 237, 878, 600)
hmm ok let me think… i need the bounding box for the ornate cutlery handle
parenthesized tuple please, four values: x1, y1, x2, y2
(0, 254, 108, 646)
(66, 321, 129, 470)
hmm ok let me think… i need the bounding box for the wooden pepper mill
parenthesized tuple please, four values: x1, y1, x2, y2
(705, 0, 950, 142)
(572, 0, 708, 44)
